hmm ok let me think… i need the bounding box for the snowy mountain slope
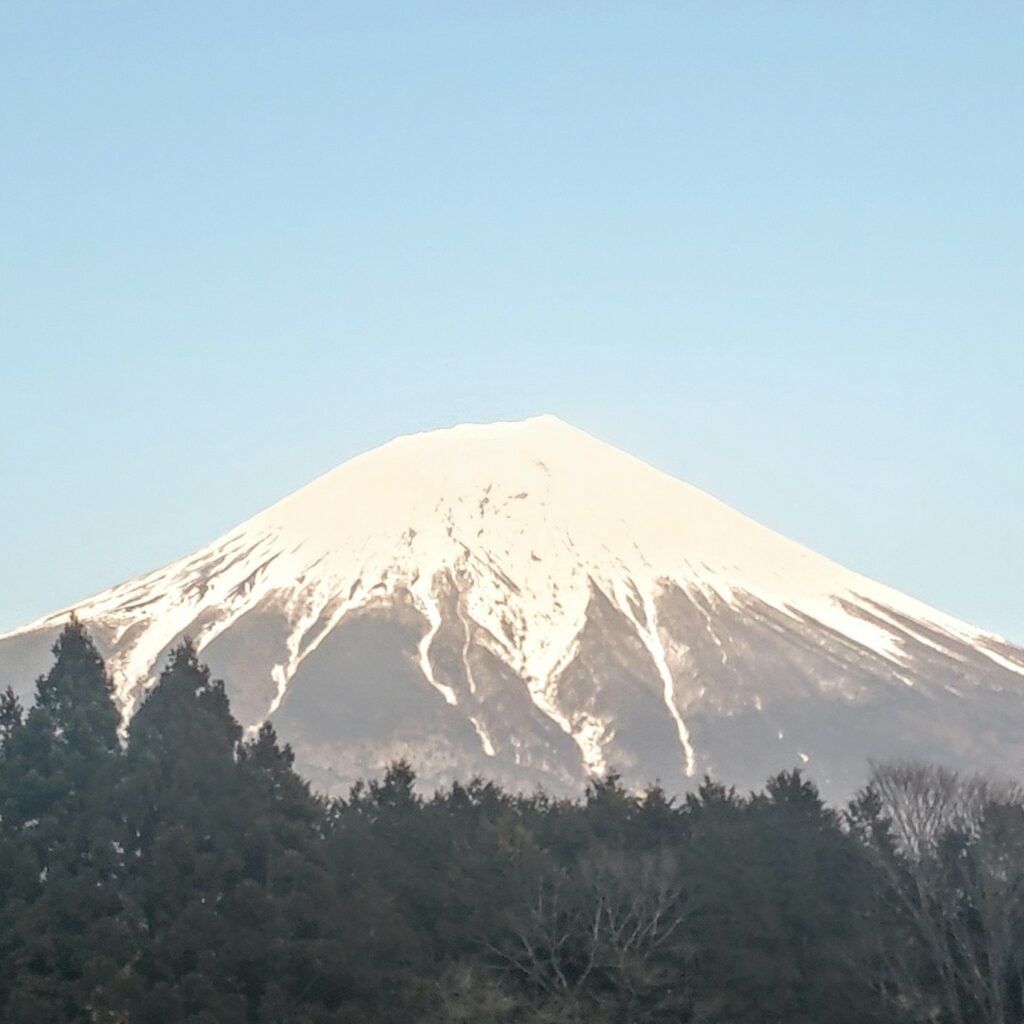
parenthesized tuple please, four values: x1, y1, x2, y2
(3, 415, 1023, 798)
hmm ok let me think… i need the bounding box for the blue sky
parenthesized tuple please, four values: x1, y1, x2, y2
(2, 2, 1022, 640)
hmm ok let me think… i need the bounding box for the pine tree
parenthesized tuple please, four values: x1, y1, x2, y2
(3, 618, 119, 841)
(121, 647, 365, 1021)
(118, 640, 249, 1021)
(0, 619, 129, 1023)
(0, 688, 22, 754)
(33, 615, 119, 757)
(231, 722, 343, 1016)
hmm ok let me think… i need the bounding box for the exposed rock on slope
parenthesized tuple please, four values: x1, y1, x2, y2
(3, 416, 1023, 798)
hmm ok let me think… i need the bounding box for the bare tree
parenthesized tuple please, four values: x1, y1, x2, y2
(488, 847, 692, 1022)
(866, 762, 1024, 1024)
(431, 963, 520, 1024)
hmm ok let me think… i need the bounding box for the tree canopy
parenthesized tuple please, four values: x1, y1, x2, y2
(2, 620, 1022, 1023)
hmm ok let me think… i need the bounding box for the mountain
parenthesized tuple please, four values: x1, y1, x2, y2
(2, 415, 1023, 799)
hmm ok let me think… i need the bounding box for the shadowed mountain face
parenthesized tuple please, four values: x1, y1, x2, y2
(2, 416, 1023, 800)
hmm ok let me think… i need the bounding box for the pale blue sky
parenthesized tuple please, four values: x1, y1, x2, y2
(1, 2, 1022, 640)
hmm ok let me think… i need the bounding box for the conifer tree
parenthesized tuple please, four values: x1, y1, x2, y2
(0, 619, 129, 1023)
(33, 615, 119, 758)
(118, 640, 249, 1021)
(231, 722, 347, 1017)
(0, 688, 22, 754)
(119, 644, 354, 1021)
(4, 618, 119, 841)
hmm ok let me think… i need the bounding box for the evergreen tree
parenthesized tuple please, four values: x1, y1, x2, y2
(118, 640, 249, 1022)
(0, 688, 22, 754)
(232, 722, 351, 1020)
(3, 617, 119, 842)
(682, 769, 891, 1023)
(0, 619, 128, 1023)
(33, 616, 119, 757)
(119, 644, 358, 1021)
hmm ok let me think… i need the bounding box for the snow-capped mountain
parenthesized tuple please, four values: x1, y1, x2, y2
(3, 415, 1023, 798)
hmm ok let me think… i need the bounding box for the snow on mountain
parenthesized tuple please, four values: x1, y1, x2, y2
(3, 415, 1023, 797)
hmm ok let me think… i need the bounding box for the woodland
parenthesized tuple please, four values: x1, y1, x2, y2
(2, 619, 1023, 1023)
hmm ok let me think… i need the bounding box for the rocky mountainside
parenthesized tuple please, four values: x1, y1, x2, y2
(3, 415, 1023, 798)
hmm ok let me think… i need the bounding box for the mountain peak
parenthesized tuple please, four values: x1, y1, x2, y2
(367, 412, 599, 457)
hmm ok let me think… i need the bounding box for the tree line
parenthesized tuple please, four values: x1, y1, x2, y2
(2, 618, 1024, 1023)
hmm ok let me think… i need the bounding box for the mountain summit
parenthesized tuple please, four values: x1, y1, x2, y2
(3, 416, 1023, 797)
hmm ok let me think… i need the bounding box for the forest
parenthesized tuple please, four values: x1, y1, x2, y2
(2, 619, 1024, 1024)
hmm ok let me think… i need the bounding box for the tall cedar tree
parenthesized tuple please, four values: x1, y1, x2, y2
(119, 642, 355, 1023)
(120, 639, 253, 1022)
(0, 618, 129, 1023)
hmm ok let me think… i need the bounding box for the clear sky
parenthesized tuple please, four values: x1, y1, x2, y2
(1, 2, 1022, 640)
